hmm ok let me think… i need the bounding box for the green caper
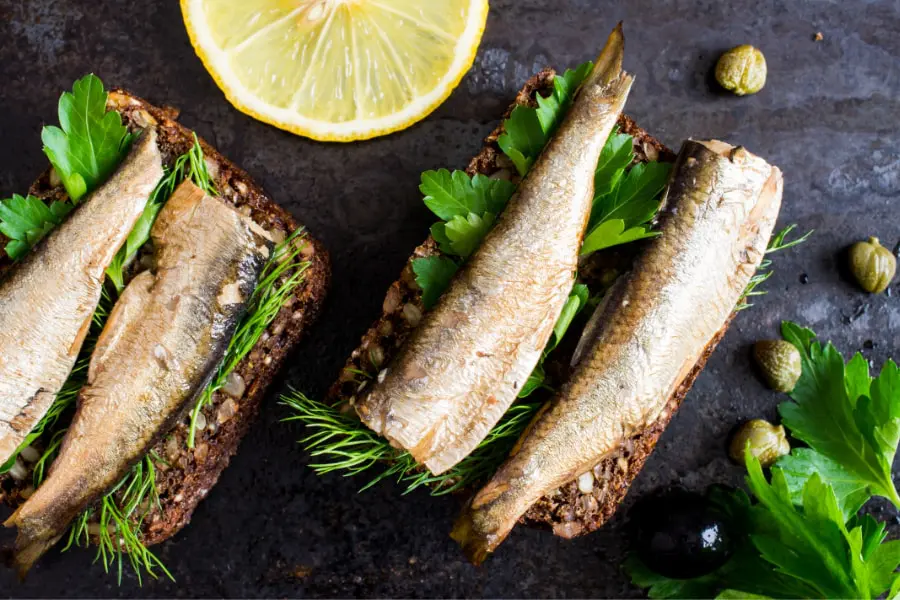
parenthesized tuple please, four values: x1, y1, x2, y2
(753, 340, 802, 393)
(715, 45, 767, 96)
(849, 237, 896, 294)
(729, 419, 790, 467)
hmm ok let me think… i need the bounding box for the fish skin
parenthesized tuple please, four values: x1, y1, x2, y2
(356, 25, 634, 476)
(452, 140, 784, 563)
(0, 130, 163, 465)
(6, 180, 273, 575)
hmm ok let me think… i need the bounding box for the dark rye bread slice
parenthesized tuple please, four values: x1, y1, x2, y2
(327, 68, 694, 538)
(0, 90, 330, 547)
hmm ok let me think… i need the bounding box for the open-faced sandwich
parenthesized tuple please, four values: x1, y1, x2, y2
(0, 75, 329, 580)
(287, 22, 801, 562)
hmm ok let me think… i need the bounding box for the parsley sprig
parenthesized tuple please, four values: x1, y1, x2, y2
(627, 323, 900, 599)
(42, 74, 135, 202)
(498, 62, 594, 176)
(581, 131, 670, 255)
(412, 170, 514, 308)
(0, 195, 73, 259)
(0, 74, 134, 261)
(778, 322, 900, 512)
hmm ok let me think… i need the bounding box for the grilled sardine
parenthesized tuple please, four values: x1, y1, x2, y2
(452, 140, 784, 563)
(0, 131, 163, 465)
(356, 25, 634, 475)
(6, 180, 273, 574)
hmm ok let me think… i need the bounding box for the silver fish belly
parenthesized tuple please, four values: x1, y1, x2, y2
(0, 130, 163, 465)
(6, 179, 272, 574)
(356, 25, 634, 475)
(452, 140, 784, 562)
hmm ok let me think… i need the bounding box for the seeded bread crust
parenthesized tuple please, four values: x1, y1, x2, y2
(0, 90, 331, 547)
(327, 69, 691, 538)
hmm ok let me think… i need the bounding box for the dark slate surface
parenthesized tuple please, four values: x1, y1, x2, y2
(1, 0, 898, 597)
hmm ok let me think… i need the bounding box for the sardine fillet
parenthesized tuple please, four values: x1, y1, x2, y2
(452, 140, 784, 562)
(6, 180, 272, 574)
(0, 131, 163, 465)
(356, 25, 634, 475)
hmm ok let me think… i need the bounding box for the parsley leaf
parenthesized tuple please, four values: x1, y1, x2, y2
(0, 194, 73, 259)
(41, 74, 134, 202)
(778, 321, 900, 508)
(745, 453, 900, 599)
(413, 170, 513, 302)
(420, 169, 513, 220)
(498, 62, 594, 176)
(412, 256, 458, 310)
(581, 159, 671, 257)
(593, 130, 633, 196)
(580, 218, 659, 256)
(777, 448, 870, 520)
(435, 212, 496, 259)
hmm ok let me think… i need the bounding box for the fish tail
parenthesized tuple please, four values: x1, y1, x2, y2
(5, 510, 63, 578)
(585, 22, 626, 88)
(450, 508, 493, 566)
(2, 505, 20, 528)
(451, 482, 518, 565)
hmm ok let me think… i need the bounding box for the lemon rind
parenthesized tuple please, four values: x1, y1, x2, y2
(180, 0, 489, 142)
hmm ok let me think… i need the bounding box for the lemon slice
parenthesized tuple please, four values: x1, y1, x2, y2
(181, 0, 489, 142)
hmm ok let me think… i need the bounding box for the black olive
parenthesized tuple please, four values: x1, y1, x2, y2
(629, 488, 734, 579)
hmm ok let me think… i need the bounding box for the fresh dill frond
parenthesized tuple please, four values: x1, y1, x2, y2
(64, 453, 172, 585)
(283, 392, 400, 477)
(283, 391, 543, 496)
(32, 428, 65, 487)
(737, 225, 813, 310)
(188, 228, 311, 447)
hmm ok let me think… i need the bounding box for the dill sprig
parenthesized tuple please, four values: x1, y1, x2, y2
(64, 453, 172, 585)
(187, 228, 311, 447)
(737, 224, 813, 310)
(283, 392, 543, 495)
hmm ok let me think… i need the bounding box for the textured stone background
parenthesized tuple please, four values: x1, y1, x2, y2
(0, 0, 898, 597)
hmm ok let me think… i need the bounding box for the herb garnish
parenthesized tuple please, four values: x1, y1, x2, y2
(0, 195, 73, 260)
(627, 323, 900, 599)
(42, 74, 135, 202)
(187, 228, 311, 447)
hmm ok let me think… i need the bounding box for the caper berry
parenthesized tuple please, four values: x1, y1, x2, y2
(729, 419, 790, 467)
(715, 45, 767, 96)
(753, 340, 802, 393)
(849, 237, 896, 294)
